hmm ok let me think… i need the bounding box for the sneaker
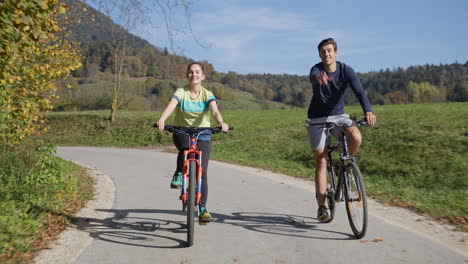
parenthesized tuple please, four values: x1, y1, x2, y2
(199, 206, 211, 225)
(317, 205, 332, 222)
(170, 172, 182, 189)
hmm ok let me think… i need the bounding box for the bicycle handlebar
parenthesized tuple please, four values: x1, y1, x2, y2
(307, 117, 368, 128)
(355, 118, 368, 127)
(153, 124, 234, 134)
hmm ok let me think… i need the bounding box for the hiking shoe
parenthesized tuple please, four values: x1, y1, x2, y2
(170, 172, 182, 189)
(317, 205, 332, 222)
(199, 206, 211, 225)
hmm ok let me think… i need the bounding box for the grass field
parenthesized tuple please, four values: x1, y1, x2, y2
(42, 103, 468, 228)
(57, 78, 291, 111)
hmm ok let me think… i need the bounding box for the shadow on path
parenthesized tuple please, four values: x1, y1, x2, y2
(70, 208, 354, 249)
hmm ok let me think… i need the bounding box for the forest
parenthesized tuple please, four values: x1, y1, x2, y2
(54, 0, 468, 112)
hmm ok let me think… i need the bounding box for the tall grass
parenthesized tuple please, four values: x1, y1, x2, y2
(0, 140, 93, 263)
(42, 103, 468, 226)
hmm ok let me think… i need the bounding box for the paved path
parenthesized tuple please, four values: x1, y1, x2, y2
(51, 147, 465, 264)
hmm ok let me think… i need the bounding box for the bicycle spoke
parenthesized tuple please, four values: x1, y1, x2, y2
(344, 162, 368, 238)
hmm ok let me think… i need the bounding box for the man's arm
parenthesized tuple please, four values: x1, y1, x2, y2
(349, 77, 372, 113)
(346, 66, 376, 126)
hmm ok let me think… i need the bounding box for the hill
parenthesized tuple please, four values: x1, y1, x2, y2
(54, 0, 290, 111)
(54, 0, 467, 112)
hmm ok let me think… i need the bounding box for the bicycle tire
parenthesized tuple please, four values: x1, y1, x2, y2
(343, 162, 368, 238)
(326, 162, 336, 221)
(186, 160, 196, 247)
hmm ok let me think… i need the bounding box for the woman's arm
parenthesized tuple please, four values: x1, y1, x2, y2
(209, 101, 229, 132)
(156, 98, 178, 131)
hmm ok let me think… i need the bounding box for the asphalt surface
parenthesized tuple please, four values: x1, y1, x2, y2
(52, 147, 466, 264)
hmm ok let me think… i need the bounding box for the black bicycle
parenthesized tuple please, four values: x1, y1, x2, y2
(307, 118, 368, 238)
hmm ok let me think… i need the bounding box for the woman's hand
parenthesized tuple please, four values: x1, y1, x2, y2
(156, 120, 165, 132)
(219, 122, 229, 133)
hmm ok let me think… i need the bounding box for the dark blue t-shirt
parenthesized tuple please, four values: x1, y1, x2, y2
(307, 61, 372, 118)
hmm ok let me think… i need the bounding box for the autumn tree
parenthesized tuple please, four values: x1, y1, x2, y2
(406, 81, 440, 103)
(0, 0, 81, 145)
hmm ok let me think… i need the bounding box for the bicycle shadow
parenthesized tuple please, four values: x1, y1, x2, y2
(70, 208, 354, 249)
(211, 211, 354, 240)
(71, 209, 188, 249)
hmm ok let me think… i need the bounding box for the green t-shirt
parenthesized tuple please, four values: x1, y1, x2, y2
(172, 85, 216, 127)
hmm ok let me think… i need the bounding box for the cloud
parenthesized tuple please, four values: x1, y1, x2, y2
(189, 5, 312, 65)
(204, 32, 258, 63)
(195, 6, 309, 32)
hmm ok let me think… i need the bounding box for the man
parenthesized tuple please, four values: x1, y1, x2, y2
(306, 38, 377, 222)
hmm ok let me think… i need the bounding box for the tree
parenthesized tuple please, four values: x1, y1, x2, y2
(222, 71, 240, 90)
(79, 0, 199, 123)
(384, 90, 408, 104)
(407, 81, 440, 103)
(449, 80, 468, 102)
(0, 0, 81, 145)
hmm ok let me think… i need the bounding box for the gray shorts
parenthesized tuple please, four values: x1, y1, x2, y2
(305, 114, 353, 151)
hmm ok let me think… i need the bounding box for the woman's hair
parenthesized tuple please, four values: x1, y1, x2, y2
(186, 62, 204, 74)
(317, 38, 337, 51)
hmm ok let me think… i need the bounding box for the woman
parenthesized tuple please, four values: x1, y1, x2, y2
(156, 62, 229, 223)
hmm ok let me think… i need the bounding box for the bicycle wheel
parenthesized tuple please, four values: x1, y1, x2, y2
(326, 162, 336, 221)
(343, 162, 368, 238)
(186, 160, 196, 247)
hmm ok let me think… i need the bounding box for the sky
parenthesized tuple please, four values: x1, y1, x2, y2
(132, 0, 468, 75)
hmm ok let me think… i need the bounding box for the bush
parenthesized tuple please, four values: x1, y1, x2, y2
(0, 140, 93, 263)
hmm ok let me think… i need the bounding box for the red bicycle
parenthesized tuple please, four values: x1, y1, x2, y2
(155, 124, 233, 247)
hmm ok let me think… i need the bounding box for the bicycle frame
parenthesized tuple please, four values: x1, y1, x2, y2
(327, 126, 353, 202)
(155, 125, 232, 209)
(181, 136, 203, 206)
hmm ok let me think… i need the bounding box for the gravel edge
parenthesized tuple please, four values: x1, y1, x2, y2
(33, 164, 115, 264)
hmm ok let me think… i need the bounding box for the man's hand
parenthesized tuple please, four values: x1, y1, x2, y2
(315, 72, 332, 85)
(365, 112, 376, 127)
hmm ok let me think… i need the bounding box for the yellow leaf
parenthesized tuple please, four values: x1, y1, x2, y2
(58, 6, 66, 14)
(41, 1, 49, 10)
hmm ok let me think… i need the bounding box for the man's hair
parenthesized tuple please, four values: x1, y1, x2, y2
(317, 38, 337, 51)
